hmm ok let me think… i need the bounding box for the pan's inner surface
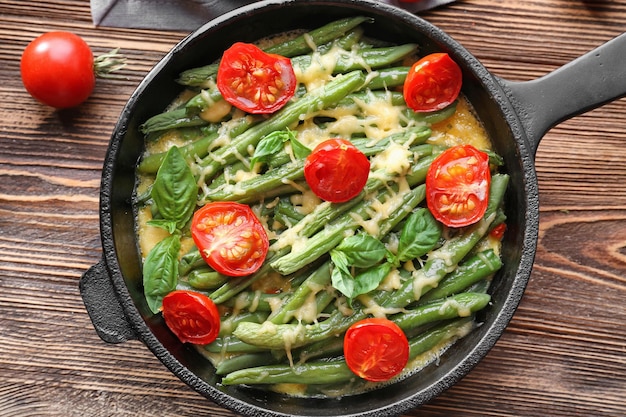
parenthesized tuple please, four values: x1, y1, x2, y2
(103, 1, 537, 416)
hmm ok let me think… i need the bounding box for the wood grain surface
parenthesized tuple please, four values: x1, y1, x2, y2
(1, 1, 625, 416)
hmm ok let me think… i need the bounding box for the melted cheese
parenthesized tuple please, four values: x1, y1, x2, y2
(136, 206, 171, 258)
(438, 298, 472, 317)
(294, 292, 319, 322)
(359, 294, 405, 318)
(370, 142, 412, 175)
(429, 98, 491, 150)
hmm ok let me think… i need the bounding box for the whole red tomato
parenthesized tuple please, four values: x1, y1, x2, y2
(21, 31, 96, 109)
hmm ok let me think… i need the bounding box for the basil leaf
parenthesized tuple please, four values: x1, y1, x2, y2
(146, 218, 178, 235)
(251, 129, 311, 166)
(335, 234, 387, 268)
(354, 262, 392, 296)
(289, 135, 311, 159)
(330, 249, 354, 297)
(251, 130, 291, 166)
(143, 235, 181, 313)
(331, 267, 355, 302)
(151, 146, 197, 232)
(397, 208, 442, 262)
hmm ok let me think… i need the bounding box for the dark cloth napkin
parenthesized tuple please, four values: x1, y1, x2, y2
(90, 0, 455, 31)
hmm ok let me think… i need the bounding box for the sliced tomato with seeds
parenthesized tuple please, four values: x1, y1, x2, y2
(161, 290, 220, 345)
(191, 202, 269, 277)
(304, 138, 370, 203)
(426, 144, 491, 228)
(217, 42, 296, 114)
(403, 52, 462, 112)
(344, 318, 409, 382)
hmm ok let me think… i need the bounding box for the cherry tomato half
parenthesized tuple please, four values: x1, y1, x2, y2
(161, 290, 220, 345)
(191, 202, 269, 277)
(304, 138, 370, 203)
(344, 318, 409, 382)
(426, 144, 491, 228)
(403, 52, 462, 113)
(21, 31, 95, 109)
(217, 42, 297, 114)
(490, 222, 507, 240)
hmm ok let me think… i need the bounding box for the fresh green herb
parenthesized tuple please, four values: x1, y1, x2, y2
(250, 129, 310, 167)
(148, 146, 197, 233)
(143, 235, 181, 313)
(396, 208, 442, 263)
(329, 208, 441, 303)
(330, 234, 389, 303)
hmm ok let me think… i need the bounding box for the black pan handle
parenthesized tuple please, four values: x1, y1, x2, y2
(79, 260, 137, 344)
(498, 32, 626, 155)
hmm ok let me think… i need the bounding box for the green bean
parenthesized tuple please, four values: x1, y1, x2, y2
(418, 249, 502, 303)
(197, 70, 368, 182)
(380, 174, 509, 308)
(216, 351, 280, 375)
(218, 311, 268, 337)
(184, 87, 223, 116)
(298, 318, 475, 394)
(140, 107, 210, 134)
(264, 16, 373, 57)
(207, 126, 431, 203)
(187, 267, 227, 290)
(138, 116, 257, 174)
(391, 292, 490, 332)
(402, 100, 458, 126)
(275, 198, 305, 222)
(176, 16, 372, 87)
(224, 303, 481, 386)
(209, 248, 289, 304)
(273, 209, 302, 229)
(465, 278, 492, 295)
(205, 335, 268, 354)
(222, 359, 353, 386)
(295, 335, 345, 363)
(206, 159, 305, 202)
(176, 63, 219, 87)
(291, 44, 418, 74)
(178, 247, 205, 276)
(269, 262, 331, 324)
(317, 27, 365, 53)
(364, 66, 409, 90)
(407, 317, 475, 358)
(232, 291, 485, 352)
(333, 90, 406, 108)
(270, 182, 426, 275)
(222, 290, 287, 313)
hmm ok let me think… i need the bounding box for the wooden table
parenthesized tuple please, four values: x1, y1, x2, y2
(1, 1, 625, 416)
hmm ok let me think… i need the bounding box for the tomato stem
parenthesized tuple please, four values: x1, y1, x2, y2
(94, 48, 126, 78)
